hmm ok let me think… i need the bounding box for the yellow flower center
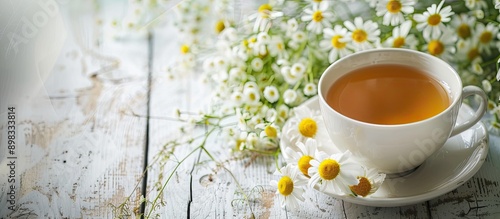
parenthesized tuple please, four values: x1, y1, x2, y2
(427, 14, 441, 26)
(427, 40, 444, 56)
(215, 20, 225, 33)
(298, 118, 318, 138)
(258, 4, 272, 18)
(277, 42, 284, 50)
(467, 48, 479, 61)
(479, 31, 493, 44)
(457, 24, 471, 39)
(352, 29, 368, 43)
(298, 155, 313, 177)
(180, 44, 189, 54)
(392, 37, 405, 48)
(350, 176, 372, 197)
(278, 176, 294, 196)
(386, 0, 402, 13)
(249, 93, 257, 101)
(318, 159, 340, 180)
(264, 126, 277, 138)
(250, 37, 257, 43)
(312, 11, 324, 22)
(331, 35, 346, 49)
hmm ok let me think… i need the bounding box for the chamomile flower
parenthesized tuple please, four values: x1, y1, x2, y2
(376, 0, 415, 26)
(286, 106, 329, 144)
(482, 80, 492, 93)
(264, 86, 280, 103)
(413, 0, 454, 40)
(383, 20, 418, 49)
(277, 104, 290, 124)
(303, 83, 317, 96)
(301, 2, 334, 34)
(456, 38, 480, 62)
(251, 57, 264, 72)
(320, 25, 353, 63)
(281, 64, 304, 85)
(476, 22, 499, 55)
(283, 89, 298, 105)
(451, 14, 476, 40)
(422, 29, 457, 62)
(465, 0, 487, 11)
(349, 168, 386, 197)
(285, 138, 318, 177)
(344, 17, 381, 51)
(243, 87, 261, 106)
(269, 35, 288, 59)
(270, 164, 308, 209)
(249, 3, 284, 32)
(308, 150, 362, 194)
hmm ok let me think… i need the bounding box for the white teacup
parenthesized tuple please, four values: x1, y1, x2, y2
(318, 48, 488, 174)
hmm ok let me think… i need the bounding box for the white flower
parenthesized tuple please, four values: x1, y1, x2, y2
(482, 80, 492, 93)
(476, 22, 499, 55)
(344, 17, 381, 51)
(266, 108, 278, 122)
(349, 168, 386, 197)
(456, 38, 480, 62)
(422, 28, 457, 62)
(283, 89, 298, 105)
(376, 0, 415, 26)
(291, 31, 307, 43)
(303, 83, 317, 96)
(286, 106, 330, 144)
(231, 91, 245, 106)
(286, 18, 299, 36)
(270, 164, 308, 209)
(451, 13, 476, 40)
(320, 25, 353, 63)
(308, 150, 363, 194)
(384, 20, 418, 49)
(413, 0, 454, 40)
(264, 86, 280, 103)
(249, 3, 284, 32)
(257, 123, 280, 139)
(285, 138, 318, 177)
(277, 104, 290, 124)
(465, 0, 487, 10)
(471, 57, 484, 75)
(269, 35, 288, 59)
(251, 57, 264, 72)
(244, 88, 261, 106)
(281, 66, 303, 85)
(301, 2, 334, 34)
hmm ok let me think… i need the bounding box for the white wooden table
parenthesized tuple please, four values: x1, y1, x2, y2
(1, 1, 500, 218)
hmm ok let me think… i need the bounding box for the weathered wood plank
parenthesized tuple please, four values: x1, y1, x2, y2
(429, 135, 500, 219)
(0, 2, 148, 218)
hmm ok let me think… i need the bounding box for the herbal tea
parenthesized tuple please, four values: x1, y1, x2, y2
(326, 64, 450, 125)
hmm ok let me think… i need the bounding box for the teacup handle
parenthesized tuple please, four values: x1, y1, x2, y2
(450, 85, 488, 137)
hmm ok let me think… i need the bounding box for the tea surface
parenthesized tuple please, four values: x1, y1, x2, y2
(327, 64, 450, 125)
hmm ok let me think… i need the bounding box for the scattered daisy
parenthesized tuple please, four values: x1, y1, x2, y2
(248, 3, 284, 32)
(383, 20, 418, 49)
(482, 80, 492, 93)
(349, 168, 386, 197)
(283, 89, 298, 105)
(320, 25, 353, 63)
(451, 13, 476, 40)
(308, 150, 363, 194)
(376, 0, 416, 26)
(301, 2, 335, 34)
(344, 17, 381, 51)
(285, 138, 318, 177)
(270, 164, 308, 209)
(465, 0, 487, 11)
(413, 0, 454, 40)
(285, 106, 330, 145)
(475, 22, 499, 55)
(422, 28, 457, 61)
(264, 86, 280, 103)
(303, 83, 317, 96)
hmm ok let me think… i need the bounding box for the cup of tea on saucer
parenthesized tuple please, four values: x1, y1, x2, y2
(318, 48, 488, 174)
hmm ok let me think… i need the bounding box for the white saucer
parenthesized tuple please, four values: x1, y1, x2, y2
(280, 96, 489, 207)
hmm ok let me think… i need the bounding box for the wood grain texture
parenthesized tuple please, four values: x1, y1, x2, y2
(0, 2, 148, 217)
